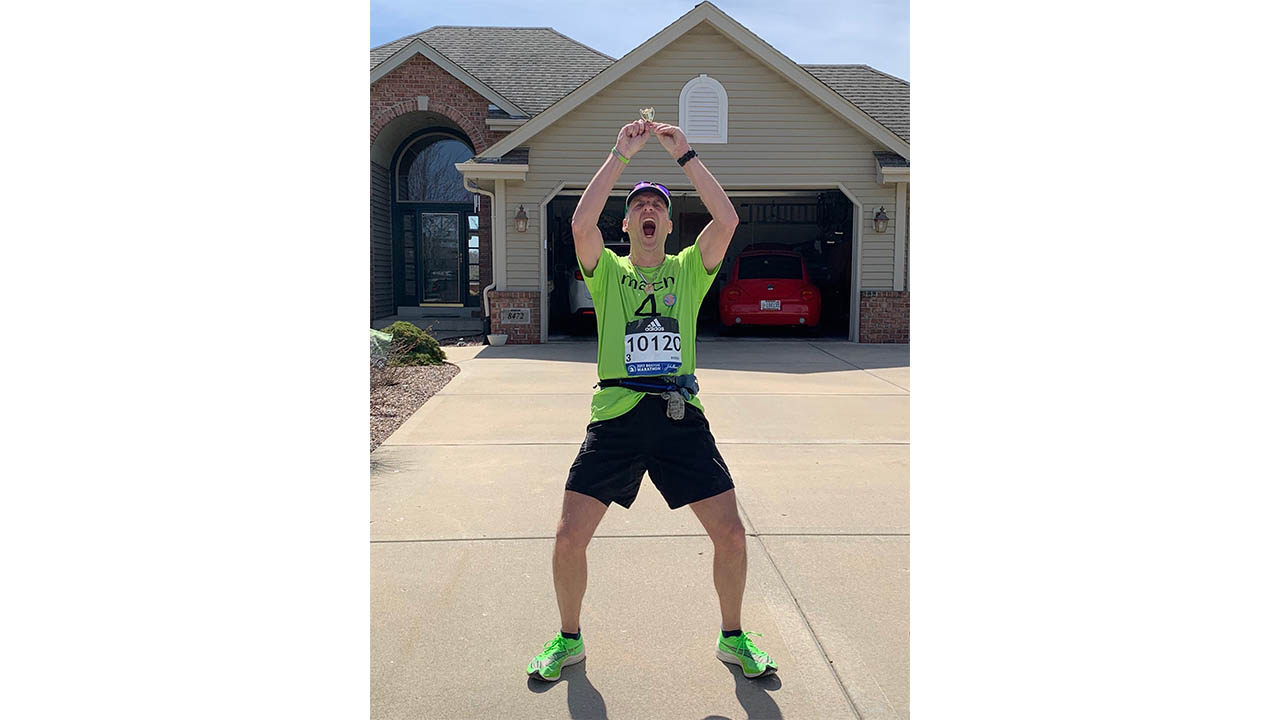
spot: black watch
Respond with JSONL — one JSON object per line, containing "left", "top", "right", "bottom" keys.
{"left": 677, "top": 149, "right": 697, "bottom": 167}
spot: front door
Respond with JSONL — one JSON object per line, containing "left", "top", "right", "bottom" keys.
{"left": 395, "top": 206, "right": 475, "bottom": 307}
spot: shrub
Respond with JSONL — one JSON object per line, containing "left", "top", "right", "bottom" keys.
{"left": 384, "top": 321, "right": 446, "bottom": 366}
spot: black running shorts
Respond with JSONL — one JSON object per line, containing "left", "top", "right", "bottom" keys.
{"left": 565, "top": 393, "right": 735, "bottom": 510}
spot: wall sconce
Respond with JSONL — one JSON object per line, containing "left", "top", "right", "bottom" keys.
{"left": 873, "top": 207, "right": 889, "bottom": 234}
{"left": 514, "top": 205, "right": 529, "bottom": 233}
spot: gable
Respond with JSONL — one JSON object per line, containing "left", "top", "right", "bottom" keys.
{"left": 519, "top": 22, "right": 900, "bottom": 191}
{"left": 475, "top": 3, "right": 908, "bottom": 160}
{"left": 532, "top": 22, "right": 902, "bottom": 157}
{"left": 370, "top": 18, "right": 908, "bottom": 144}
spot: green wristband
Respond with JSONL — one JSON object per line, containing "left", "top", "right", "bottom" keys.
{"left": 611, "top": 146, "right": 630, "bottom": 164}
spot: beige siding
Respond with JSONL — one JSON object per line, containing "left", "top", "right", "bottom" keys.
{"left": 499, "top": 21, "right": 905, "bottom": 292}
{"left": 371, "top": 160, "right": 394, "bottom": 319}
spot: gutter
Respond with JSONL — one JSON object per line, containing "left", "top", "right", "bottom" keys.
{"left": 876, "top": 167, "right": 910, "bottom": 184}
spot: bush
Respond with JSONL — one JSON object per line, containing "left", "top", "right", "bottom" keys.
{"left": 384, "top": 321, "right": 447, "bottom": 366}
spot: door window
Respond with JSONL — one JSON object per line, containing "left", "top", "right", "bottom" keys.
{"left": 420, "top": 213, "right": 461, "bottom": 304}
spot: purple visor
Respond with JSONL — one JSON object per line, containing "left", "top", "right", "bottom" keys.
{"left": 625, "top": 181, "right": 672, "bottom": 218}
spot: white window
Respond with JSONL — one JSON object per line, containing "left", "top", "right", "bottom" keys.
{"left": 678, "top": 74, "right": 728, "bottom": 144}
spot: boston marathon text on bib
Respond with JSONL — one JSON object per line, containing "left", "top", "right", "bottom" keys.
{"left": 624, "top": 315, "right": 680, "bottom": 375}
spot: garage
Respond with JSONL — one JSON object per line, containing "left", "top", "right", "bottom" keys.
{"left": 546, "top": 190, "right": 856, "bottom": 340}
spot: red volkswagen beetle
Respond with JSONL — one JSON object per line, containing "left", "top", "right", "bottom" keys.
{"left": 719, "top": 247, "right": 821, "bottom": 330}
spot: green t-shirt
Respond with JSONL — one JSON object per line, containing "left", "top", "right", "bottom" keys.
{"left": 577, "top": 240, "right": 722, "bottom": 422}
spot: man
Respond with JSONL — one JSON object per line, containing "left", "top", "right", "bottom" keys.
{"left": 526, "top": 119, "right": 777, "bottom": 681}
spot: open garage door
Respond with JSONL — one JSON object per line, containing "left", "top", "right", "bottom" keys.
{"left": 545, "top": 190, "right": 854, "bottom": 340}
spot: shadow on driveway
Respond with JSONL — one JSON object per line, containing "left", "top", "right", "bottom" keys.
{"left": 525, "top": 658, "right": 609, "bottom": 719}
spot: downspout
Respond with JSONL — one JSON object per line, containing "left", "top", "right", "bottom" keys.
{"left": 464, "top": 177, "right": 498, "bottom": 330}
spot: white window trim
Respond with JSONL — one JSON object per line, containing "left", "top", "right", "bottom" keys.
{"left": 678, "top": 74, "right": 728, "bottom": 144}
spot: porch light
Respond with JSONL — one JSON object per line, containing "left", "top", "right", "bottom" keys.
{"left": 873, "top": 207, "right": 889, "bottom": 234}
{"left": 514, "top": 205, "right": 529, "bottom": 233}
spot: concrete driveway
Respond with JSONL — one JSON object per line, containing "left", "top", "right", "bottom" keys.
{"left": 371, "top": 339, "right": 909, "bottom": 719}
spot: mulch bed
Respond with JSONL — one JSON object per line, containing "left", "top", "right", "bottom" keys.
{"left": 369, "top": 363, "right": 461, "bottom": 451}
{"left": 446, "top": 334, "right": 487, "bottom": 346}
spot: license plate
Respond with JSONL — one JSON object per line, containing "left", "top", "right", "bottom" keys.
{"left": 760, "top": 300, "right": 781, "bottom": 310}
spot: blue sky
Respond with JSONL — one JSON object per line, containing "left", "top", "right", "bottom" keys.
{"left": 370, "top": 0, "right": 910, "bottom": 81}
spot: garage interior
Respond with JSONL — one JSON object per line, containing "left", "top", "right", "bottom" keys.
{"left": 546, "top": 190, "right": 855, "bottom": 339}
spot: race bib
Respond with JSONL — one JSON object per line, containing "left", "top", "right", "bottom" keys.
{"left": 623, "top": 316, "right": 681, "bottom": 375}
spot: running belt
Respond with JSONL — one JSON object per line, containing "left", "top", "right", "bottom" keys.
{"left": 595, "top": 374, "right": 699, "bottom": 397}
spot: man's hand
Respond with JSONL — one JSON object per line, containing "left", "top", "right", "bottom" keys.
{"left": 650, "top": 123, "right": 692, "bottom": 160}
{"left": 615, "top": 120, "right": 652, "bottom": 158}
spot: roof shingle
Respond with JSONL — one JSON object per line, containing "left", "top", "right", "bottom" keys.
{"left": 371, "top": 28, "right": 909, "bottom": 145}
{"left": 371, "top": 26, "right": 615, "bottom": 116}
{"left": 801, "top": 65, "right": 910, "bottom": 143}
{"left": 873, "top": 151, "right": 909, "bottom": 168}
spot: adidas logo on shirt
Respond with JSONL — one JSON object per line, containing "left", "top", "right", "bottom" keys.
{"left": 645, "top": 319, "right": 664, "bottom": 332}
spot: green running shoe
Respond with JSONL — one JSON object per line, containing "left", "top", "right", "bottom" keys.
{"left": 716, "top": 631, "right": 777, "bottom": 678}
{"left": 527, "top": 633, "right": 585, "bottom": 681}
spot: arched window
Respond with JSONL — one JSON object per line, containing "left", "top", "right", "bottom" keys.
{"left": 678, "top": 74, "right": 729, "bottom": 144}
{"left": 396, "top": 134, "right": 475, "bottom": 202}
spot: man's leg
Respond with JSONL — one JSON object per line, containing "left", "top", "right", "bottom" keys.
{"left": 553, "top": 489, "right": 609, "bottom": 634}
{"left": 688, "top": 489, "right": 747, "bottom": 630}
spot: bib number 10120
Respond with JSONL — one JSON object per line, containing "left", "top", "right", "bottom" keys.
{"left": 627, "top": 332, "right": 680, "bottom": 354}
{"left": 623, "top": 314, "right": 681, "bottom": 376}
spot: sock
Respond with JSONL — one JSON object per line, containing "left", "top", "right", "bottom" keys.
{"left": 721, "top": 628, "right": 742, "bottom": 638}
{"left": 560, "top": 630, "right": 581, "bottom": 640}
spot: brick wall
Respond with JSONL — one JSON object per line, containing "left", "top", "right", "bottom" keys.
{"left": 371, "top": 54, "right": 511, "bottom": 320}
{"left": 370, "top": 54, "right": 504, "bottom": 151}
{"left": 859, "top": 291, "right": 909, "bottom": 343}
{"left": 488, "top": 291, "right": 541, "bottom": 344}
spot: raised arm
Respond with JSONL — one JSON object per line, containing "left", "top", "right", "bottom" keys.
{"left": 571, "top": 121, "right": 652, "bottom": 275}
{"left": 651, "top": 122, "right": 739, "bottom": 271}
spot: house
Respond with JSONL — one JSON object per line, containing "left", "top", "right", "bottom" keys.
{"left": 370, "top": 1, "right": 909, "bottom": 343}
